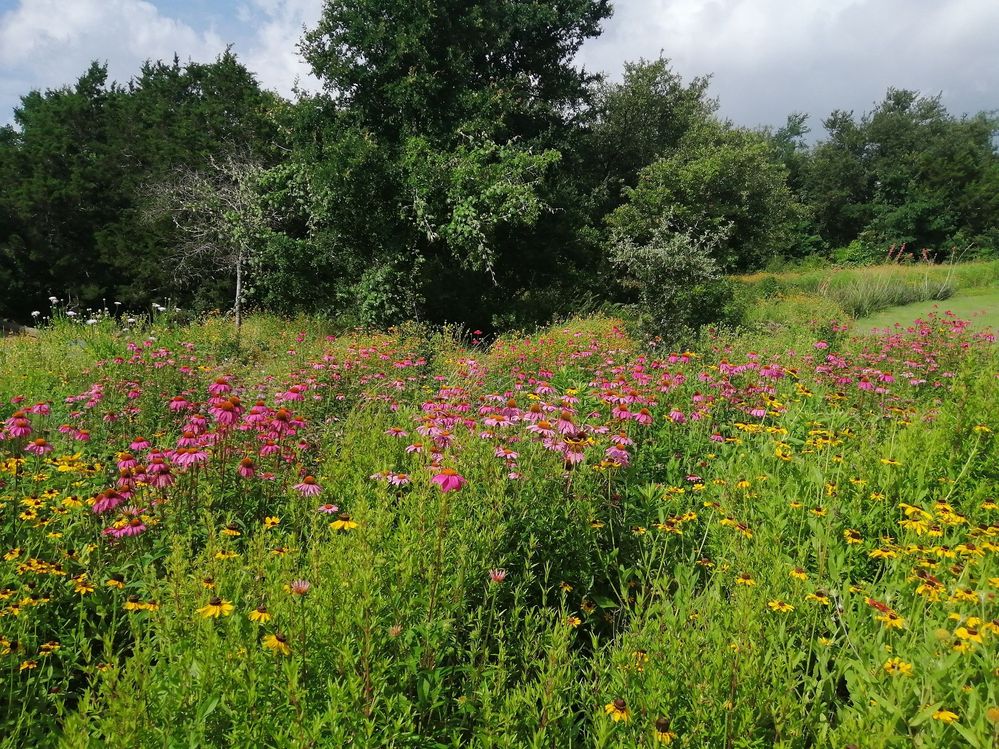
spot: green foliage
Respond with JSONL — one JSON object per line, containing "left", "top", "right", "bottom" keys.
{"left": 0, "top": 53, "right": 279, "bottom": 321}
{"left": 610, "top": 122, "right": 803, "bottom": 271}
{"left": 799, "top": 90, "right": 999, "bottom": 256}
{"left": 609, "top": 215, "right": 735, "bottom": 344}
{"left": 1, "top": 310, "right": 997, "bottom": 746}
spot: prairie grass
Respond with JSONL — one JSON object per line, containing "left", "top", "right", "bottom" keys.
{"left": 737, "top": 260, "right": 999, "bottom": 318}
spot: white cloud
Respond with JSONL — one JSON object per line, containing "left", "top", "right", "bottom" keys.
{"left": 578, "top": 0, "right": 999, "bottom": 131}
{"left": 0, "top": 0, "right": 224, "bottom": 114}
{"left": 237, "top": 0, "right": 323, "bottom": 96}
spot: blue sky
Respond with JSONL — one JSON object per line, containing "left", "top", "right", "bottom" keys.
{"left": 2, "top": 0, "right": 997, "bottom": 134}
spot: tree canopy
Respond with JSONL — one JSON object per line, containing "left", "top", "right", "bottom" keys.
{"left": 1, "top": 7, "right": 996, "bottom": 329}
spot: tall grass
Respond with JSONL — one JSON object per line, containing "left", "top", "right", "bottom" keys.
{"left": 737, "top": 260, "right": 999, "bottom": 318}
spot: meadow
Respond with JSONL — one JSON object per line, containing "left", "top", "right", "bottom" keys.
{"left": 0, "top": 297, "right": 997, "bottom": 747}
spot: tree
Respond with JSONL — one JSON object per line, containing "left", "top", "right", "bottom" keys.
{"left": 147, "top": 156, "right": 275, "bottom": 329}
{"left": 0, "top": 52, "right": 278, "bottom": 321}
{"left": 290, "top": 0, "right": 614, "bottom": 328}
{"left": 608, "top": 122, "right": 802, "bottom": 271}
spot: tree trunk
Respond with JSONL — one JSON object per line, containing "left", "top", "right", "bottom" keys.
{"left": 234, "top": 254, "right": 243, "bottom": 332}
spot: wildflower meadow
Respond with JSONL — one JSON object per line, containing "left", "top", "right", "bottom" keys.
{"left": 0, "top": 308, "right": 996, "bottom": 747}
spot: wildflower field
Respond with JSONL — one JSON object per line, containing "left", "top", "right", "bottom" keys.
{"left": 0, "top": 310, "right": 996, "bottom": 748}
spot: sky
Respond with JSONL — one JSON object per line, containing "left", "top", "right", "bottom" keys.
{"left": 1, "top": 0, "right": 997, "bottom": 135}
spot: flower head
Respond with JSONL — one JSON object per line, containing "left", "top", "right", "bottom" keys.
{"left": 262, "top": 632, "right": 291, "bottom": 655}
{"left": 604, "top": 698, "right": 631, "bottom": 722}
{"left": 431, "top": 467, "right": 467, "bottom": 492}
{"left": 198, "top": 597, "right": 234, "bottom": 618}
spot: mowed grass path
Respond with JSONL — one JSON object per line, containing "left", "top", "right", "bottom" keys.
{"left": 857, "top": 284, "right": 999, "bottom": 332}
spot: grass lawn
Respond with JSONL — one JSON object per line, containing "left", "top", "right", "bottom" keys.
{"left": 856, "top": 284, "right": 999, "bottom": 332}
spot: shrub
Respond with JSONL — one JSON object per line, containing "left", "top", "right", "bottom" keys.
{"left": 609, "top": 216, "right": 735, "bottom": 345}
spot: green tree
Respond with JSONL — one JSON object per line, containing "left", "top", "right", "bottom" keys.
{"left": 608, "top": 122, "right": 802, "bottom": 271}
{"left": 290, "top": 0, "right": 613, "bottom": 328}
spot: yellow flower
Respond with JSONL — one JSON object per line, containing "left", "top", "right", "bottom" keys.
{"left": 843, "top": 529, "right": 862, "bottom": 545}
{"left": 883, "top": 658, "right": 913, "bottom": 676}
{"left": 735, "top": 572, "right": 755, "bottom": 587}
{"left": 972, "top": 425, "right": 991, "bottom": 434}
{"left": 768, "top": 600, "right": 794, "bottom": 613}
{"left": 604, "top": 698, "right": 630, "bottom": 722}
{"left": 931, "top": 709, "right": 958, "bottom": 724}
{"left": 805, "top": 592, "right": 830, "bottom": 606}
{"left": 559, "top": 581, "right": 573, "bottom": 593}
{"left": 262, "top": 632, "right": 291, "bottom": 656}
{"left": 214, "top": 550, "right": 239, "bottom": 560}
{"left": 654, "top": 717, "right": 676, "bottom": 744}
{"left": 329, "top": 513, "right": 359, "bottom": 532}
{"left": 248, "top": 605, "right": 272, "bottom": 623}
{"left": 197, "top": 597, "right": 234, "bottom": 618}
{"left": 566, "top": 615, "right": 582, "bottom": 628}
{"left": 263, "top": 516, "right": 280, "bottom": 529}
{"left": 789, "top": 567, "right": 808, "bottom": 581}
{"left": 954, "top": 626, "right": 983, "bottom": 644}
{"left": 875, "top": 611, "right": 906, "bottom": 630}
{"left": 19, "top": 659, "right": 37, "bottom": 671}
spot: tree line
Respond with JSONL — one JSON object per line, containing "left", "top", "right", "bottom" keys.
{"left": 1, "top": 0, "right": 997, "bottom": 330}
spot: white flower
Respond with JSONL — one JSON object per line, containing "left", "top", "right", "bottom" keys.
{"left": 114, "top": 301, "right": 122, "bottom": 306}
{"left": 86, "top": 319, "right": 98, "bottom": 325}
{"left": 48, "top": 296, "right": 58, "bottom": 303}
{"left": 66, "top": 310, "right": 77, "bottom": 317}
{"left": 31, "top": 311, "right": 40, "bottom": 317}
{"left": 127, "top": 317, "right": 137, "bottom": 324}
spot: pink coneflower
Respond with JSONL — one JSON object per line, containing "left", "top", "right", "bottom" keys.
{"left": 245, "top": 401, "right": 270, "bottom": 424}
{"left": 289, "top": 579, "right": 311, "bottom": 596}
{"left": 259, "top": 439, "right": 280, "bottom": 457}
{"left": 488, "top": 568, "right": 508, "bottom": 584}
{"left": 405, "top": 442, "right": 423, "bottom": 454}
{"left": 209, "top": 399, "right": 240, "bottom": 426}
{"left": 526, "top": 420, "right": 556, "bottom": 438}
{"left": 431, "top": 468, "right": 467, "bottom": 492}
{"left": 174, "top": 447, "right": 209, "bottom": 467}
{"left": 317, "top": 503, "right": 340, "bottom": 515}
{"left": 556, "top": 410, "right": 577, "bottom": 434}
{"left": 25, "top": 438, "right": 52, "bottom": 455}
{"left": 294, "top": 476, "right": 323, "bottom": 496}
{"left": 177, "top": 430, "right": 200, "bottom": 448}
{"left": 74, "top": 429, "right": 91, "bottom": 442}
{"left": 6, "top": 412, "right": 32, "bottom": 438}
{"left": 168, "top": 395, "right": 189, "bottom": 412}
{"left": 92, "top": 490, "right": 124, "bottom": 514}
{"left": 238, "top": 457, "right": 256, "bottom": 478}
{"left": 105, "top": 516, "right": 147, "bottom": 539}
{"left": 494, "top": 447, "right": 519, "bottom": 461}
{"left": 635, "top": 408, "right": 653, "bottom": 426}
{"left": 385, "top": 427, "right": 408, "bottom": 438}
{"left": 186, "top": 414, "right": 208, "bottom": 434}
{"left": 610, "top": 432, "right": 634, "bottom": 447}
{"left": 117, "top": 452, "right": 138, "bottom": 470}
{"left": 208, "top": 377, "right": 232, "bottom": 396}
{"left": 387, "top": 472, "right": 410, "bottom": 487}
{"left": 129, "top": 437, "right": 150, "bottom": 451}
{"left": 605, "top": 446, "right": 630, "bottom": 465}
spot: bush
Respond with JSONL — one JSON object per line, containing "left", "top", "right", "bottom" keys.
{"left": 609, "top": 216, "right": 737, "bottom": 345}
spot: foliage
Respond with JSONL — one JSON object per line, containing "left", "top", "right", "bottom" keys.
{"left": 609, "top": 122, "right": 804, "bottom": 271}
{"left": 609, "top": 215, "right": 733, "bottom": 343}
{"left": 0, "top": 54, "right": 280, "bottom": 322}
